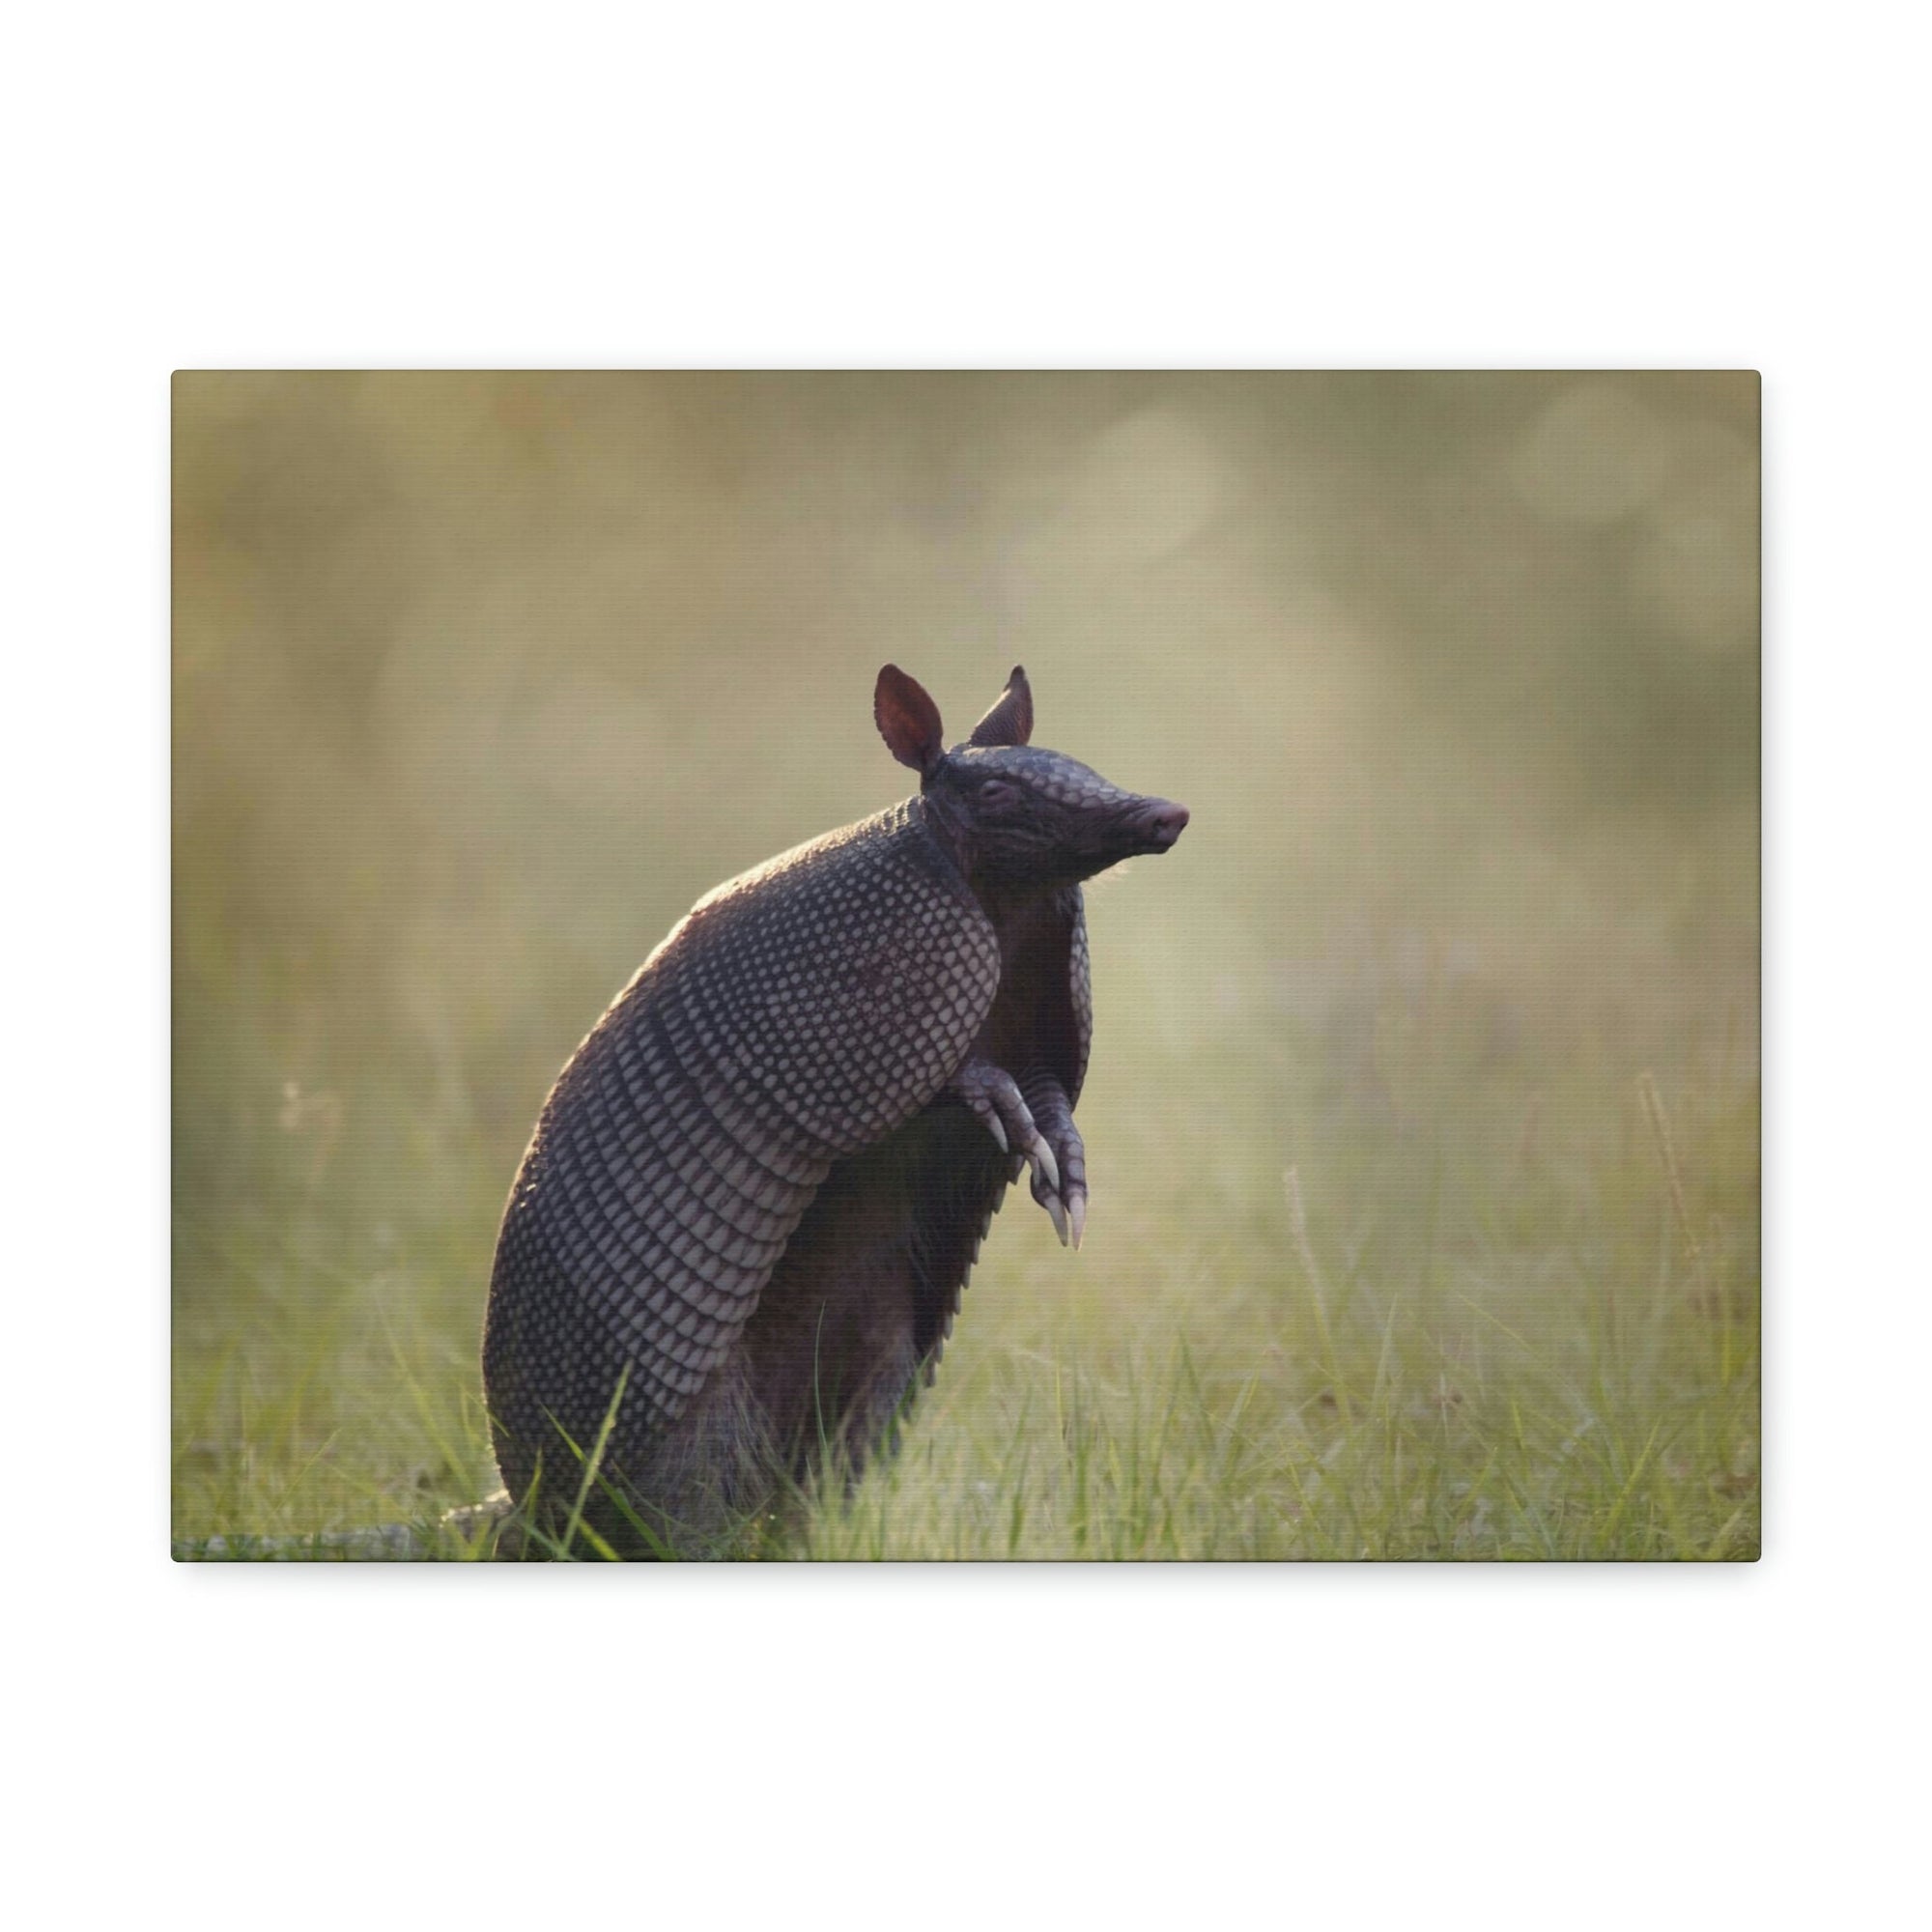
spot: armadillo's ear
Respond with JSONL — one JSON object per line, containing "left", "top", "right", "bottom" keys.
{"left": 967, "top": 666, "right": 1033, "bottom": 748}
{"left": 874, "top": 665, "right": 946, "bottom": 775}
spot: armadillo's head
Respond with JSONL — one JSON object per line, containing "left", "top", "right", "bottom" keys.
{"left": 875, "top": 665, "right": 1189, "bottom": 890}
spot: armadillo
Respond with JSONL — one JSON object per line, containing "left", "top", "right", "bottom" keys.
{"left": 481, "top": 665, "right": 1188, "bottom": 1555}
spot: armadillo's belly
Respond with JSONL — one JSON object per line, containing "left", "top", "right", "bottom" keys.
{"left": 734, "top": 1104, "right": 1011, "bottom": 1476}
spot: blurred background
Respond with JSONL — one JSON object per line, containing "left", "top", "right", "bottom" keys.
{"left": 172, "top": 372, "right": 1758, "bottom": 1554}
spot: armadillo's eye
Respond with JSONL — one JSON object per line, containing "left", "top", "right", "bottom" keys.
{"left": 978, "top": 780, "right": 1022, "bottom": 813}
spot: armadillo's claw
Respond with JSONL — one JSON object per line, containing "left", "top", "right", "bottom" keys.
{"left": 1029, "top": 1148, "right": 1075, "bottom": 1247}
{"left": 1030, "top": 1134, "right": 1061, "bottom": 1199}
{"left": 948, "top": 1058, "right": 1033, "bottom": 1165}
{"left": 1030, "top": 1098, "right": 1088, "bottom": 1255}
{"left": 1042, "top": 1190, "right": 1069, "bottom": 1246}
{"left": 948, "top": 1058, "right": 1082, "bottom": 1246}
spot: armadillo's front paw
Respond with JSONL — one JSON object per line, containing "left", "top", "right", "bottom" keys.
{"left": 949, "top": 1059, "right": 1061, "bottom": 1207}
{"left": 1033, "top": 1114, "right": 1087, "bottom": 1251}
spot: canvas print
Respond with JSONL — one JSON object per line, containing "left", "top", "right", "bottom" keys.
{"left": 172, "top": 371, "right": 1760, "bottom": 1560}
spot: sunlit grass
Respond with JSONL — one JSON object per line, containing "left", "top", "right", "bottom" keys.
{"left": 173, "top": 999, "right": 1758, "bottom": 1560}
{"left": 793, "top": 1066, "right": 1757, "bottom": 1561}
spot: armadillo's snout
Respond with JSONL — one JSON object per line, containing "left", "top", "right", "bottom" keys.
{"left": 1136, "top": 799, "right": 1190, "bottom": 852}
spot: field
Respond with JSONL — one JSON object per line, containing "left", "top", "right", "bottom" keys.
{"left": 172, "top": 371, "right": 1759, "bottom": 1559}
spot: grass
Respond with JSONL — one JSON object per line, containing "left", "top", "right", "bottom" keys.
{"left": 789, "top": 1069, "right": 1757, "bottom": 1561}
{"left": 173, "top": 972, "right": 1759, "bottom": 1561}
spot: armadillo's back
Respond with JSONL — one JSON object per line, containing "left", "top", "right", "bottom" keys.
{"left": 482, "top": 800, "right": 1000, "bottom": 1549}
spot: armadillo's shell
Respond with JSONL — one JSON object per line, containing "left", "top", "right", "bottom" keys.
{"left": 484, "top": 800, "right": 1003, "bottom": 1455}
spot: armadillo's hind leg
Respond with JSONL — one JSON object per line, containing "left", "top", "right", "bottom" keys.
{"left": 1021, "top": 1073, "right": 1087, "bottom": 1250}
{"left": 946, "top": 1057, "right": 1061, "bottom": 1208}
